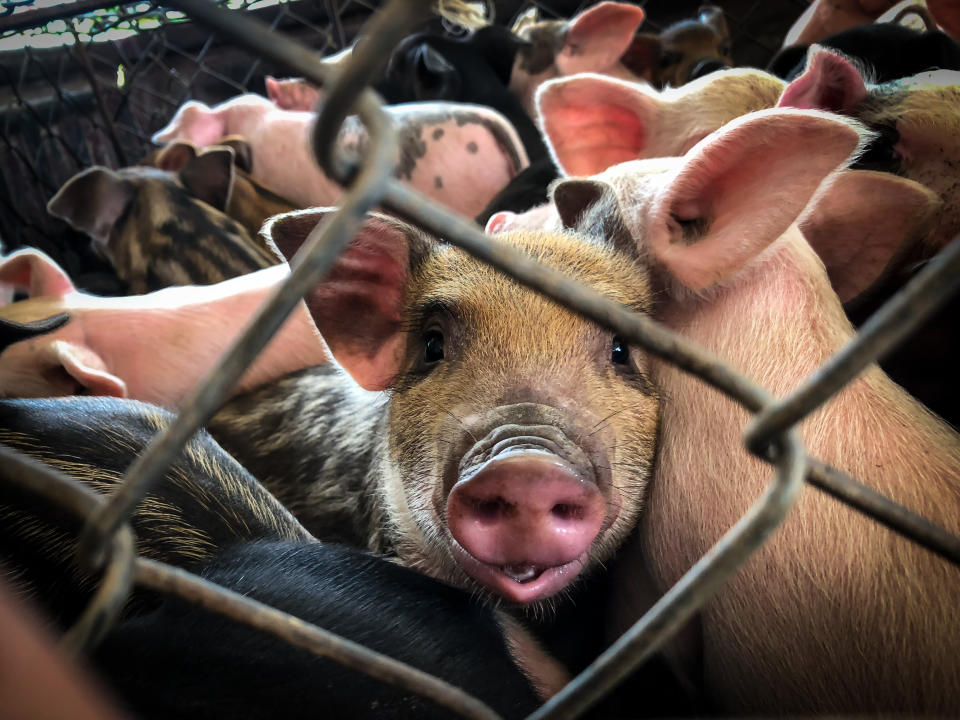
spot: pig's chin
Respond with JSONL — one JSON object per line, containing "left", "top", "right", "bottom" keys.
{"left": 450, "top": 541, "right": 587, "bottom": 604}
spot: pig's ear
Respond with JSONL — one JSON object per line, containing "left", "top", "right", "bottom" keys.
{"left": 485, "top": 211, "right": 515, "bottom": 234}
{"left": 45, "top": 341, "right": 127, "bottom": 398}
{"left": 216, "top": 135, "right": 254, "bottom": 173}
{"left": 555, "top": 2, "right": 647, "bottom": 76}
{"left": 179, "top": 147, "right": 235, "bottom": 211}
{"left": 153, "top": 141, "right": 198, "bottom": 172}
{"left": 265, "top": 209, "right": 431, "bottom": 391}
{"left": 47, "top": 167, "right": 134, "bottom": 247}
{"left": 0, "top": 248, "right": 76, "bottom": 298}
{"left": 799, "top": 170, "right": 940, "bottom": 303}
{"left": 777, "top": 46, "right": 867, "bottom": 114}
{"left": 265, "top": 76, "right": 282, "bottom": 104}
{"left": 699, "top": 5, "right": 730, "bottom": 40}
{"left": 645, "top": 109, "right": 865, "bottom": 291}
{"left": 537, "top": 74, "right": 660, "bottom": 176}
{"left": 553, "top": 177, "right": 636, "bottom": 257}
{"left": 152, "top": 101, "right": 223, "bottom": 146}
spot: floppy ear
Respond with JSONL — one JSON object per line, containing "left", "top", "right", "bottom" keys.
{"left": 47, "top": 167, "right": 135, "bottom": 247}
{"left": 0, "top": 248, "right": 76, "bottom": 298}
{"left": 179, "top": 147, "right": 236, "bottom": 211}
{"left": 264, "top": 209, "right": 431, "bottom": 390}
{"left": 777, "top": 46, "right": 867, "bottom": 113}
{"left": 555, "top": 2, "right": 647, "bottom": 76}
{"left": 537, "top": 74, "right": 661, "bottom": 176}
{"left": 799, "top": 170, "right": 940, "bottom": 303}
{"left": 644, "top": 109, "right": 865, "bottom": 291}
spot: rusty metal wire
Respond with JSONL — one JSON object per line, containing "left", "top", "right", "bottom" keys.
{"left": 1, "top": 0, "right": 960, "bottom": 718}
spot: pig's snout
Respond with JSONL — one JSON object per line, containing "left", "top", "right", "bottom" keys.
{"left": 448, "top": 453, "right": 605, "bottom": 604}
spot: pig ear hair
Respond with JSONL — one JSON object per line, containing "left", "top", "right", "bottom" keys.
{"left": 556, "top": 2, "right": 647, "bottom": 76}
{"left": 265, "top": 209, "right": 431, "bottom": 391}
{"left": 179, "top": 147, "right": 236, "bottom": 212}
{"left": 777, "top": 46, "right": 868, "bottom": 114}
{"left": 537, "top": 74, "right": 659, "bottom": 177}
{"left": 216, "top": 135, "right": 254, "bottom": 173}
{"left": 152, "top": 141, "right": 198, "bottom": 172}
{"left": 799, "top": 170, "right": 940, "bottom": 304}
{"left": 47, "top": 167, "right": 135, "bottom": 247}
{"left": 647, "top": 108, "right": 868, "bottom": 291}
{"left": 0, "top": 248, "right": 76, "bottom": 298}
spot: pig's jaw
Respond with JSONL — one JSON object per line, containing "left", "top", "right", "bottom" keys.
{"left": 450, "top": 539, "right": 588, "bottom": 604}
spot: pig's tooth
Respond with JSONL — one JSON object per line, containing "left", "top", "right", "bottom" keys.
{"left": 502, "top": 564, "right": 540, "bottom": 583}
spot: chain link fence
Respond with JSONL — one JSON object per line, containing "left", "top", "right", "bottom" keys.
{"left": 1, "top": 0, "right": 959, "bottom": 718}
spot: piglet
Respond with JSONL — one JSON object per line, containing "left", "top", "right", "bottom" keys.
{"left": 0, "top": 249, "right": 327, "bottom": 408}
{"left": 541, "top": 106, "right": 960, "bottom": 713}
{"left": 152, "top": 95, "right": 529, "bottom": 219}
{"left": 47, "top": 150, "right": 280, "bottom": 292}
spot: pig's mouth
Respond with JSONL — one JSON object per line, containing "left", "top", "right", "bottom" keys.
{"left": 450, "top": 540, "right": 589, "bottom": 605}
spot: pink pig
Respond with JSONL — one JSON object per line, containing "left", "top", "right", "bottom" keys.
{"left": 538, "top": 104, "right": 960, "bottom": 713}
{"left": 152, "top": 95, "right": 529, "bottom": 219}
{"left": 0, "top": 249, "right": 327, "bottom": 408}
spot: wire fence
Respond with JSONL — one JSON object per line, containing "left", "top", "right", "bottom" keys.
{"left": 1, "top": 0, "right": 959, "bottom": 718}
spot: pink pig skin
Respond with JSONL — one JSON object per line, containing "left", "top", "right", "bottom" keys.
{"left": 152, "top": 95, "right": 529, "bottom": 219}
{"left": 540, "top": 109, "right": 960, "bottom": 713}
{"left": 0, "top": 249, "right": 328, "bottom": 409}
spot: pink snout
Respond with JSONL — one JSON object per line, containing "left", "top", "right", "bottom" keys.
{"left": 447, "top": 453, "right": 605, "bottom": 603}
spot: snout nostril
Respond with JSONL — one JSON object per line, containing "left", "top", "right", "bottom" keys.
{"left": 551, "top": 503, "right": 585, "bottom": 521}
{"left": 470, "top": 497, "right": 509, "bottom": 520}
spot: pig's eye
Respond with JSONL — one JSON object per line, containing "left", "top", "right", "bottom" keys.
{"left": 424, "top": 329, "right": 445, "bottom": 363}
{"left": 611, "top": 336, "right": 629, "bottom": 365}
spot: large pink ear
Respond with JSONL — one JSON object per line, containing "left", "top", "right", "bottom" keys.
{"left": 46, "top": 167, "right": 134, "bottom": 247}
{"left": 537, "top": 74, "right": 659, "bottom": 177}
{"left": 555, "top": 2, "right": 647, "bottom": 76}
{"left": 799, "top": 170, "right": 940, "bottom": 303}
{"left": 777, "top": 46, "right": 867, "bottom": 114}
{"left": 0, "top": 248, "right": 76, "bottom": 298}
{"left": 646, "top": 109, "right": 865, "bottom": 291}
{"left": 264, "top": 209, "right": 430, "bottom": 391}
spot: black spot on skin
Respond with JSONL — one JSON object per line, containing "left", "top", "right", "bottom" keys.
{"left": 432, "top": 128, "right": 444, "bottom": 140}
{"left": 466, "top": 142, "right": 479, "bottom": 154}
{"left": 434, "top": 176, "right": 443, "bottom": 189}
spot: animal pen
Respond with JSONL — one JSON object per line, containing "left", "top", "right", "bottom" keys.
{"left": 1, "top": 0, "right": 959, "bottom": 717}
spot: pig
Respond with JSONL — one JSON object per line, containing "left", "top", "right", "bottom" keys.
{"left": 0, "top": 249, "right": 328, "bottom": 407}
{"left": 47, "top": 150, "right": 280, "bottom": 292}
{"left": 205, "top": 207, "right": 661, "bottom": 609}
{"left": 94, "top": 540, "right": 569, "bottom": 720}
{"left": 151, "top": 95, "right": 529, "bottom": 219}
{"left": 621, "top": 5, "right": 734, "bottom": 89}
{"left": 507, "top": 2, "right": 648, "bottom": 118}
{"left": 139, "top": 138, "right": 302, "bottom": 240}
{"left": 539, "top": 105, "right": 960, "bottom": 712}
{"left": 777, "top": 48, "right": 960, "bottom": 259}
{"left": 0, "top": 395, "right": 312, "bottom": 628}
{"left": 782, "top": 0, "right": 899, "bottom": 47}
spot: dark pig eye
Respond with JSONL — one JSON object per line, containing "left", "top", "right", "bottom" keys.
{"left": 424, "top": 329, "right": 445, "bottom": 363}
{"left": 611, "top": 336, "right": 629, "bottom": 365}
